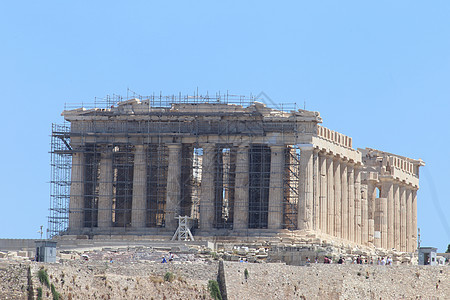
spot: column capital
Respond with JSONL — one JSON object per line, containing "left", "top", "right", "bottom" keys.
{"left": 99, "top": 144, "right": 113, "bottom": 153}
{"left": 269, "top": 144, "right": 285, "bottom": 151}
{"left": 325, "top": 153, "right": 335, "bottom": 160}
{"left": 318, "top": 150, "right": 327, "bottom": 157}
{"left": 166, "top": 143, "right": 182, "bottom": 150}
{"left": 354, "top": 162, "right": 363, "bottom": 169}
{"left": 398, "top": 181, "right": 408, "bottom": 188}
{"left": 235, "top": 142, "right": 249, "bottom": 149}
{"left": 200, "top": 143, "right": 216, "bottom": 150}
{"left": 340, "top": 159, "right": 348, "bottom": 166}
{"left": 332, "top": 154, "right": 341, "bottom": 162}
{"left": 380, "top": 175, "right": 394, "bottom": 182}
{"left": 134, "top": 144, "right": 147, "bottom": 151}
{"left": 298, "top": 143, "right": 314, "bottom": 151}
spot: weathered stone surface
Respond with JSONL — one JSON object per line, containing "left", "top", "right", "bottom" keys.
{"left": 223, "top": 262, "right": 450, "bottom": 300}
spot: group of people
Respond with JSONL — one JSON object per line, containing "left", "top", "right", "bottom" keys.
{"left": 376, "top": 256, "right": 393, "bottom": 265}
{"left": 307, "top": 255, "right": 394, "bottom": 265}
{"left": 161, "top": 251, "right": 174, "bottom": 263}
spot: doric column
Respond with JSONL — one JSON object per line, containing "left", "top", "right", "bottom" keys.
{"left": 354, "top": 164, "right": 362, "bottom": 245}
{"left": 341, "top": 161, "right": 348, "bottom": 240}
{"left": 367, "top": 178, "right": 377, "bottom": 221}
{"left": 268, "top": 145, "right": 285, "bottom": 230}
{"left": 406, "top": 187, "right": 412, "bottom": 252}
{"left": 368, "top": 219, "right": 374, "bottom": 246}
{"left": 131, "top": 145, "right": 147, "bottom": 228}
{"left": 200, "top": 143, "right": 216, "bottom": 231}
{"left": 380, "top": 177, "right": 394, "bottom": 249}
{"left": 326, "top": 154, "right": 335, "bottom": 235}
{"left": 333, "top": 157, "right": 342, "bottom": 238}
{"left": 298, "top": 145, "right": 314, "bottom": 231}
{"left": 374, "top": 197, "right": 388, "bottom": 249}
{"left": 412, "top": 188, "right": 418, "bottom": 252}
{"left": 313, "top": 149, "right": 320, "bottom": 231}
{"left": 367, "top": 175, "right": 378, "bottom": 246}
{"left": 165, "top": 144, "right": 182, "bottom": 231}
{"left": 319, "top": 152, "right": 327, "bottom": 233}
{"left": 400, "top": 184, "right": 407, "bottom": 251}
{"left": 348, "top": 162, "right": 355, "bottom": 242}
{"left": 393, "top": 183, "right": 401, "bottom": 250}
{"left": 233, "top": 144, "right": 249, "bottom": 230}
{"left": 69, "top": 150, "right": 85, "bottom": 230}
{"left": 98, "top": 147, "right": 113, "bottom": 229}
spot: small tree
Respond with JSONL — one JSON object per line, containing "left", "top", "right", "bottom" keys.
{"left": 38, "top": 268, "right": 50, "bottom": 288}
{"left": 51, "top": 283, "right": 60, "bottom": 300}
{"left": 446, "top": 244, "right": 450, "bottom": 253}
{"left": 208, "top": 280, "right": 222, "bottom": 300}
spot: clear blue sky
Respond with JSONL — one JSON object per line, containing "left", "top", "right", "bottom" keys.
{"left": 1, "top": 1, "right": 449, "bottom": 252}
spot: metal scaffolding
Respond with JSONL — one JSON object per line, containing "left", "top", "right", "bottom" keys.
{"left": 48, "top": 92, "right": 299, "bottom": 238}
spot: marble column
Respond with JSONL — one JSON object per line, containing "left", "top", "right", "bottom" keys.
{"left": 348, "top": 162, "right": 355, "bottom": 242}
{"left": 313, "top": 149, "right": 320, "bottom": 231}
{"left": 165, "top": 144, "right": 182, "bottom": 231}
{"left": 368, "top": 219, "right": 374, "bottom": 246}
{"left": 367, "top": 178, "right": 377, "bottom": 221}
{"left": 98, "top": 147, "right": 113, "bottom": 229}
{"left": 69, "top": 150, "right": 85, "bottom": 230}
{"left": 412, "top": 188, "right": 418, "bottom": 252}
{"left": 268, "top": 145, "right": 285, "bottom": 230}
{"left": 354, "top": 164, "right": 362, "bottom": 244}
{"left": 333, "top": 157, "right": 342, "bottom": 238}
{"left": 200, "top": 143, "right": 216, "bottom": 231}
{"left": 406, "top": 188, "right": 412, "bottom": 252}
{"left": 400, "top": 184, "right": 407, "bottom": 252}
{"left": 341, "top": 161, "right": 348, "bottom": 240}
{"left": 367, "top": 177, "right": 378, "bottom": 245}
{"left": 380, "top": 177, "right": 394, "bottom": 249}
{"left": 374, "top": 197, "right": 388, "bottom": 249}
{"left": 326, "top": 154, "right": 335, "bottom": 235}
{"left": 233, "top": 145, "right": 249, "bottom": 230}
{"left": 393, "top": 183, "right": 401, "bottom": 250}
{"left": 131, "top": 145, "right": 147, "bottom": 229}
{"left": 319, "top": 152, "right": 327, "bottom": 233}
{"left": 298, "top": 145, "right": 314, "bottom": 231}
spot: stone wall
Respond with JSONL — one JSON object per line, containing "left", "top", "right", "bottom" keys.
{"left": 1, "top": 257, "right": 448, "bottom": 299}
{"left": 221, "top": 262, "right": 449, "bottom": 300}
{"left": 0, "top": 239, "right": 38, "bottom": 251}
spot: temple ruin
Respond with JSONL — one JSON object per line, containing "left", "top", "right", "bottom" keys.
{"left": 49, "top": 94, "right": 424, "bottom": 253}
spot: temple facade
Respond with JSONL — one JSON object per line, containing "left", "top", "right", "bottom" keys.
{"left": 59, "top": 97, "right": 424, "bottom": 252}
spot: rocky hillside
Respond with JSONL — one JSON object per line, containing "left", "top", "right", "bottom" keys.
{"left": 0, "top": 246, "right": 448, "bottom": 299}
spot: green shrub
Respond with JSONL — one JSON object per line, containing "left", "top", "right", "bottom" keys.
{"left": 38, "top": 268, "right": 50, "bottom": 288}
{"left": 37, "top": 287, "right": 43, "bottom": 300}
{"left": 51, "top": 283, "right": 60, "bottom": 300}
{"left": 208, "top": 280, "right": 222, "bottom": 300}
{"left": 164, "top": 272, "right": 175, "bottom": 282}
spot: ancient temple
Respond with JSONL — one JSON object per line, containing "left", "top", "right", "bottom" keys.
{"left": 50, "top": 95, "right": 424, "bottom": 252}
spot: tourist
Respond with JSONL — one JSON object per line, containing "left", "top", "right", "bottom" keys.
{"left": 387, "top": 256, "right": 392, "bottom": 265}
